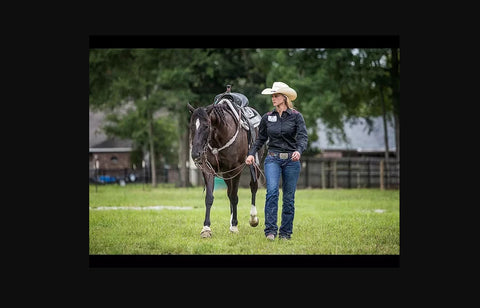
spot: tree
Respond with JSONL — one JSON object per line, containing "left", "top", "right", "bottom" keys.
{"left": 89, "top": 48, "right": 195, "bottom": 187}
{"left": 89, "top": 48, "right": 267, "bottom": 187}
{"left": 266, "top": 48, "right": 400, "bottom": 158}
{"left": 90, "top": 47, "right": 400, "bottom": 188}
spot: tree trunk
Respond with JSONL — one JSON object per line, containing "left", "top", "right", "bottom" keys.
{"left": 147, "top": 110, "right": 157, "bottom": 187}
{"left": 391, "top": 48, "right": 400, "bottom": 159}
{"left": 184, "top": 128, "right": 191, "bottom": 187}
{"left": 380, "top": 85, "right": 390, "bottom": 188}
{"left": 177, "top": 112, "right": 191, "bottom": 187}
{"left": 177, "top": 129, "right": 187, "bottom": 187}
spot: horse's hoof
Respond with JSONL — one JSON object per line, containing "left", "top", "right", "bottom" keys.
{"left": 200, "top": 231, "right": 211, "bottom": 238}
{"left": 249, "top": 215, "right": 259, "bottom": 227}
{"left": 200, "top": 226, "right": 212, "bottom": 238}
{"left": 230, "top": 226, "right": 239, "bottom": 233}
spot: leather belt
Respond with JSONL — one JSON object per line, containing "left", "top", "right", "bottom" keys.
{"left": 268, "top": 151, "right": 291, "bottom": 159}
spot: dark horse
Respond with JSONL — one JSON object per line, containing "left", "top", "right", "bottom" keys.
{"left": 188, "top": 100, "right": 264, "bottom": 238}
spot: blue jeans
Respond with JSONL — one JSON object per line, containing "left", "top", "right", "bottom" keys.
{"left": 263, "top": 154, "right": 301, "bottom": 238}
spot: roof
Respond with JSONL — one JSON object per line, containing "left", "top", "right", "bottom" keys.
{"left": 311, "top": 116, "right": 396, "bottom": 152}
{"left": 90, "top": 109, "right": 108, "bottom": 147}
{"left": 89, "top": 108, "right": 133, "bottom": 152}
{"left": 89, "top": 138, "right": 133, "bottom": 152}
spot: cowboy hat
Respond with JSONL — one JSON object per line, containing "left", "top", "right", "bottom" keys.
{"left": 261, "top": 81, "right": 297, "bottom": 101}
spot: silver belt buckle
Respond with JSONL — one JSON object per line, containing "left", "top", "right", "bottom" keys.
{"left": 279, "top": 153, "right": 289, "bottom": 159}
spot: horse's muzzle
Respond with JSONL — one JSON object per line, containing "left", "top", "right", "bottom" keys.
{"left": 192, "top": 152, "right": 203, "bottom": 163}
{"left": 191, "top": 150, "right": 201, "bottom": 161}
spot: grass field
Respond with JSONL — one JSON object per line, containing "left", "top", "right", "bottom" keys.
{"left": 89, "top": 184, "right": 399, "bottom": 255}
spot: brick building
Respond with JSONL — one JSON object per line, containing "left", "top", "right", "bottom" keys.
{"left": 89, "top": 138, "right": 133, "bottom": 181}
{"left": 89, "top": 109, "right": 134, "bottom": 181}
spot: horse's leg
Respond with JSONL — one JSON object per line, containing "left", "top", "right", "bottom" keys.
{"left": 201, "top": 172, "right": 215, "bottom": 238}
{"left": 249, "top": 165, "right": 259, "bottom": 227}
{"left": 226, "top": 175, "right": 240, "bottom": 233}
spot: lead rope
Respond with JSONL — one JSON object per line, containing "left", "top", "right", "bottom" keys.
{"left": 204, "top": 160, "right": 247, "bottom": 181}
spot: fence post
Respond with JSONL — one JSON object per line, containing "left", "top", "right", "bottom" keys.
{"left": 95, "top": 159, "right": 99, "bottom": 192}
{"left": 380, "top": 159, "right": 384, "bottom": 190}
{"left": 327, "top": 160, "right": 331, "bottom": 188}
{"left": 333, "top": 160, "right": 337, "bottom": 189}
{"left": 367, "top": 159, "right": 371, "bottom": 188}
{"left": 348, "top": 160, "right": 351, "bottom": 188}
{"left": 142, "top": 160, "right": 146, "bottom": 191}
{"left": 304, "top": 159, "right": 309, "bottom": 188}
{"left": 321, "top": 161, "right": 326, "bottom": 189}
{"left": 356, "top": 161, "right": 360, "bottom": 188}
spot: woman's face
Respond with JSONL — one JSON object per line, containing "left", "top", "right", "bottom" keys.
{"left": 271, "top": 93, "right": 286, "bottom": 108}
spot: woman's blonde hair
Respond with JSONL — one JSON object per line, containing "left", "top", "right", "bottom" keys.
{"left": 283, "top": 94, "right": 294, "bottom": 109}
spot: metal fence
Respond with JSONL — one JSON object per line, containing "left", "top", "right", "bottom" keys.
{"left": 90, "top": 157, "right": 399, "bottom": 189}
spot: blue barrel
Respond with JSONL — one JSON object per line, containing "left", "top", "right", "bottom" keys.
{"left": 214, "top": 177, "right": 226, "bottom": 190}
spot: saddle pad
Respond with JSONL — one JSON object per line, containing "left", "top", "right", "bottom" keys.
{"left": 243, "top": 107, "right": 261, "bottom": 128}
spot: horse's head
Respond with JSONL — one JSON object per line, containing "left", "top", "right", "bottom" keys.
{"left": 188, "top": 103, "right": 211, "bottom": 162}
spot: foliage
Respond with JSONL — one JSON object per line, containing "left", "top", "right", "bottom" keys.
{"left": 103, "top": 110, "right": 178, "bottom": 165}
{"left": 89, "top": 47, "right": 400, "bottom": 173}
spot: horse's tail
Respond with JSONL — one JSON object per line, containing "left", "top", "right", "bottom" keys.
{"left": 249, "top": 164, "right": 256, "bottom": 183}
{"left": 252, "top": 162, "right": 266, "bottom": 187}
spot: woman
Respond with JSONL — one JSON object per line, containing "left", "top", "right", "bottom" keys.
{"left": 245, "top": 82, "right": 308, "bottom": 240}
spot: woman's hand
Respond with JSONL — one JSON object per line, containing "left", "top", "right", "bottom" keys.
{"left": 245, "top": 155, "right": 255, "bottom": 165}
{"left": 291, "top": 151, "right": 301, "bottom": 161}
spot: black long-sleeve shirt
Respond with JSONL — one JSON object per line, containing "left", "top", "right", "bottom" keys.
{"left": 248, "top": 108, "right": 308, "bottom": 156}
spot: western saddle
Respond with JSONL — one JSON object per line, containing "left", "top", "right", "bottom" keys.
{"left": 213, "top": 85, "right": 262, "bottom": 148}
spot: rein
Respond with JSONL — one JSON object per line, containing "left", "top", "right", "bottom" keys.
{"left": 202, "top": 159, "right": 247, "bottom": 181}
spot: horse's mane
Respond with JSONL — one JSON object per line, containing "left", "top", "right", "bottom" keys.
{"left": 207, "top": 103, "right": 237, "bottom": 127}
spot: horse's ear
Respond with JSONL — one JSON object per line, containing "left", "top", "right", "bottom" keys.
{"left": 187, "top": 103, "right": 196, "bottom": 114}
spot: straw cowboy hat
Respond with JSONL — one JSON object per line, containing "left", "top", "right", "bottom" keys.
{"left": 261, "top": 81, "right": 297, "bottom": 101}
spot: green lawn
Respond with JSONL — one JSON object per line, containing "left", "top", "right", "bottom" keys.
{"left": 89, "top": 184, "right": 399, "bottom": 255}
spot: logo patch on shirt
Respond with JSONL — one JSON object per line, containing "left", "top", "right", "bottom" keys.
{"left": 267, "top": 115, "right": 277, "bottom": 122}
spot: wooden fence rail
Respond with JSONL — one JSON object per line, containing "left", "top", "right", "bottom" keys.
{"left": 295, "top": 157, "right": 399, "bottom": 189}
{"left": 230, "top": 156, "right": 399, "bottom": 189}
